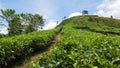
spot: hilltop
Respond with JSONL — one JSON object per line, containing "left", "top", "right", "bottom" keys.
{"left": 61, "top": 15, "right": 120, "bottom": 35}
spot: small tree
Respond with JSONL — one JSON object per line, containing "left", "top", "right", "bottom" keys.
{"left": 82, "top": 10, "right": 88, "bottom": 15}
{"left": 110, "top": 15, "right": 113, "bottom": 19}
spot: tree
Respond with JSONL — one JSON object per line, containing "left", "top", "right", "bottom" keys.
{"left": 82, "top": 10, "right": 88, "bottom": 15}
{"left": 33, "top": 14, "right": 44, "bottom": 30}
{"left": 20, "top": 13, "right": 34, "bottom": 33}
{"left": 110, "top": 16, "right": 113, "bottom": 19}
{"left": 0, "top": 9, "right": 16, "bottom": 35}
{"left": 8, "top": 14, "right": 23, "bottom": 35}
{"left": 0, "top": 9, "right": 44, "bottom": 35}
{"left": 20, "top": 13, "right": 44, "bottom": 33}
{"left": 0, "top": 9, "right": 15, "bottom": 23}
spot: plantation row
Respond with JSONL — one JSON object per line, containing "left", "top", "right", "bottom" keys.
{"left": 89, "top": 16, "right": 120, "bottom": 29}
{"left": 37, "top": 18, "right": 120, "bottom": 68}
{"left": 71, "top": 17, "right": 120, "bottom": 35}
{"left": 0, "top": 29, "right": 58, "bottom": 67}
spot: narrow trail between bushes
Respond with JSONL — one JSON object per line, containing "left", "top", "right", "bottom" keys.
{"left": 14, "top": 33, "right": 61, "bottom": 68}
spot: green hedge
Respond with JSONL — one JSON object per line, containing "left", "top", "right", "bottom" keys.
{"left": 37, "top": 17, "right": 120, "bottom": 68}
{"left": 0, "top": 29, "right": 58, "bottom": 67}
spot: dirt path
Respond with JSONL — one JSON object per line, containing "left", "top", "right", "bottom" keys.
{"left": 14, "top": 33, "right": 61, "bottom": 68}
{"left": 56, "top": 33, "right": 61, "bottom": 42}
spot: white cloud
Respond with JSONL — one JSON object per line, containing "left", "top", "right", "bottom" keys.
{"left": 43, "top": 15, "right": 49, "bottom": 20}
{"left": 42, "top": 12, "right": 82, "bottom": 30}
{"left": 0, "top": 27, "right": 8, "bottom": 34}
{"left": 30, "top": 0, "right": 59, "bottom": 30}
{"left": 43, "top": 20, "right": 58, "bottom": 30}
{"left": 95, "top": 0, "right": 120, "bottom": 18}
{"left": 68, "top": 12, "right": 82, "bottom": 18}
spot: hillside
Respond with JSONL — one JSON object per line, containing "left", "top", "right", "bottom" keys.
{"left": 37, "top": 16, "right": 120, "bottom": 68}
{"left": 1, "top": 16, "right": 120, "bottom": 68}
{"left": 62, "top": 16, "right": 120, "bottom": 35}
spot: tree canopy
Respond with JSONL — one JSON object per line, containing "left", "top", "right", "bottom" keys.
{"left": 82, "top": 10, "right": 88, "bottom": 15}
{"left": 0, "top": 9, "right": 44, "bottom": 35}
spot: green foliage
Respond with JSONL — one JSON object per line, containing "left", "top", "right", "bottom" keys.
{"left": 88, "top": 17, "right": 94, "bottom": 22}
{"left": 87, "top": 16, "right": 120, "bottom": 28}
{"left": 37, "top": 16, "right": 120, "bottom": 68}
{"left": 0, "top": 9, "right": 44, "bottom": 36}
{"left": 8, "top": 14, "right": 23, "bottom": 35}
{"left": 82, "top": 10, "right": 88, "bottom": 15}
{"left": 1, "top": 15, "right": 120, "bottom": 67}
{"left": 71, "top": 16, "right": 120, "bottom": 35}
{"left": 0, "top": 9, "right": 15, "bottom": 22}
{"left": 0, "top": 28, "right": 59, "bottom": 67}
{"left": 0, "top": 9, "right": 17, "bottom": 35}
{"left": 20, "top": 13, "right": 44, "bottom": 33}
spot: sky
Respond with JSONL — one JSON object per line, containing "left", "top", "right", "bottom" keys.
{"left": 0, "top": 0, "right": 120, "bottom": 34}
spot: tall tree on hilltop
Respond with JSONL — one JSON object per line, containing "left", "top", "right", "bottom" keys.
{"left": 82, "top": 10, "right": 88, "bottom": 15}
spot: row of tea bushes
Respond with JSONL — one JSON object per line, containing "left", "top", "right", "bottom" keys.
{"left": 0, "top": 29, "right": 58, "bottom": 67}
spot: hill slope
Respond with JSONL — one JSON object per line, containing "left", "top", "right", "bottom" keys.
{"left": 1, "top": 16, "right": 120, "bottom": 68}
{"left": 0, "top": 29, "right": 59, "bottom": 68}
{"left": 37, "top": 16, "right": 120, "bottom": 68}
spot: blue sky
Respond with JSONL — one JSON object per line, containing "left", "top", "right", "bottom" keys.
{"left": 1, "top": 0, "right": 120, "bottom": 34}
{"left": 0, "top": 0, "right": 102, "bottom": 21}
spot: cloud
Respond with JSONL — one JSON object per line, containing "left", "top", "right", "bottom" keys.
{"left": 29, "top": 0, "right": 59, "bottom": 30}
{"left": 0, "top": 27, "right": 8, "bottom": 34}
{"left": 43, "top": 12, "right": 82, "bottom": 30}
{"left": 43, "top": 20, "right": 58, "bottom": 30}
{"left": 68, "top": 12, "right": 82, "bottom": 18}
{"left": 0, "top": 2, "right": 7, "bottom": 34}
{"left": 95, "top": 0, "right": 120, "bottom": 18}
